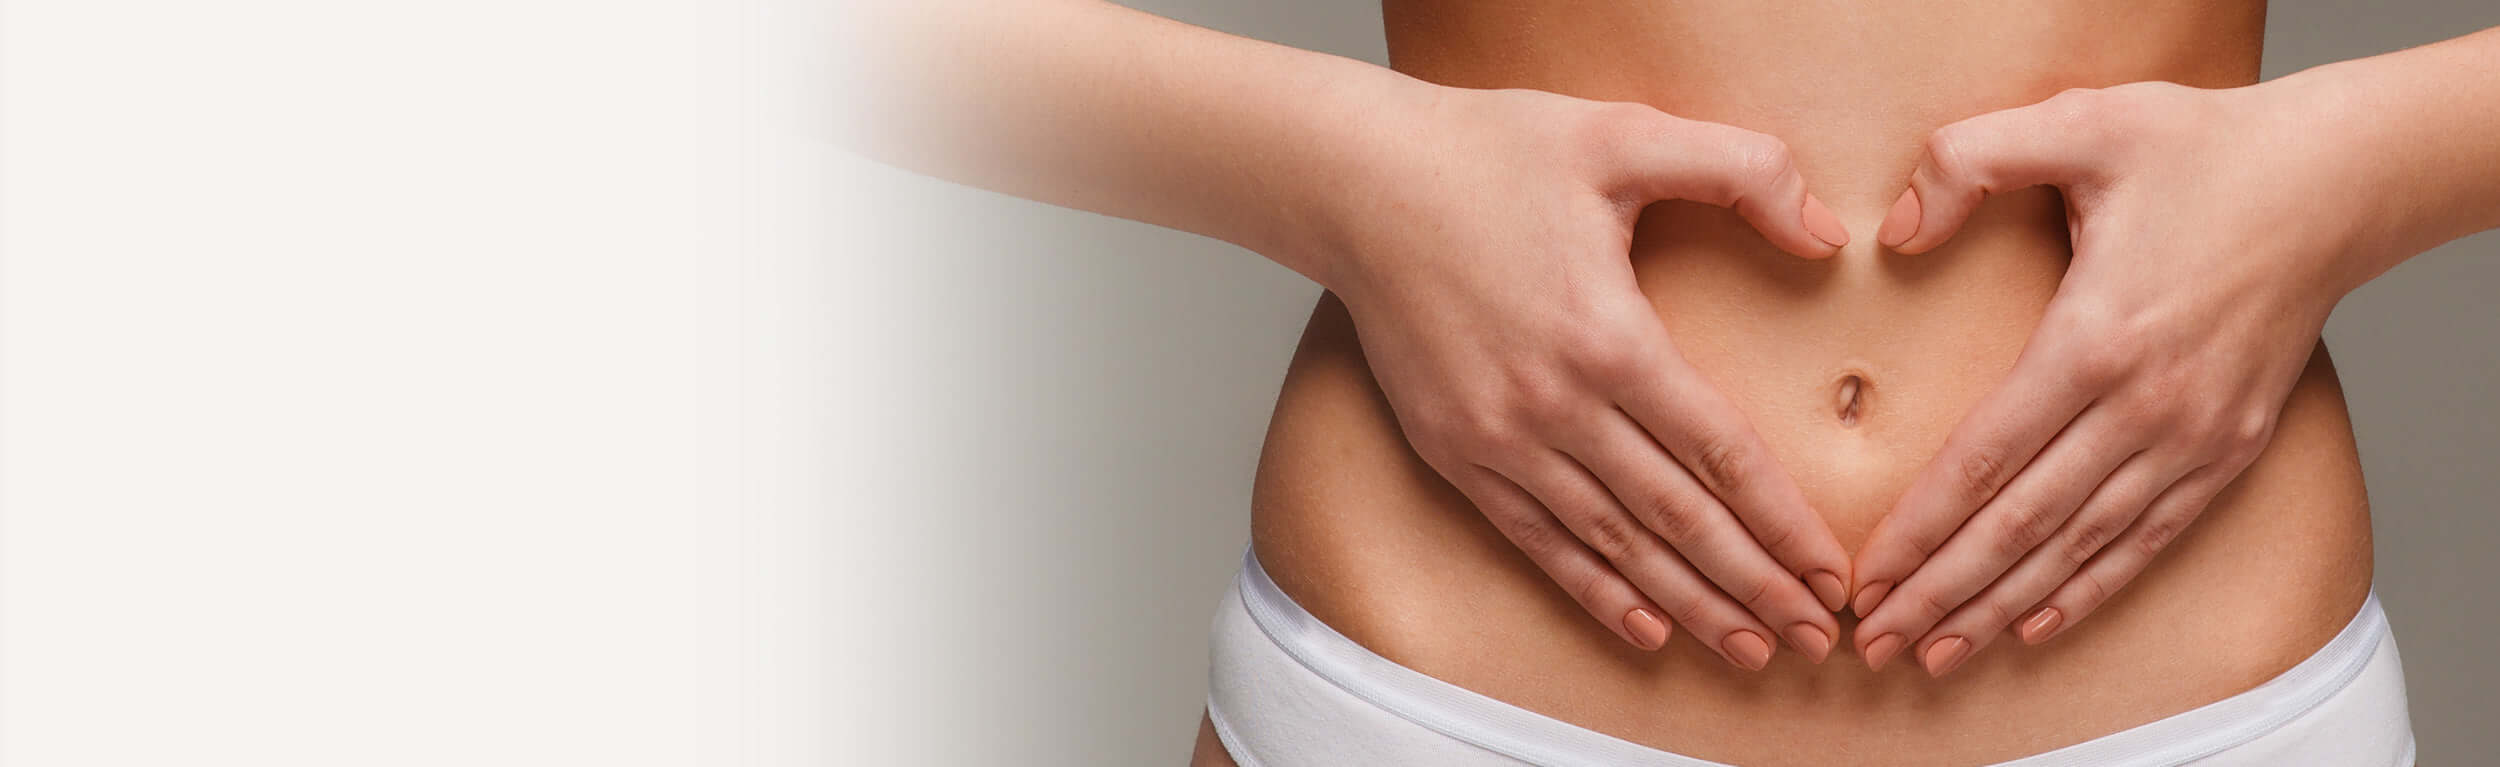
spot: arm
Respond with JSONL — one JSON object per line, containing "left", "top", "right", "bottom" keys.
{"left": 1845, "top": 26, "right": 2500, "bottom": 675}
{"left": 852, "top": 1, "right": 1861, "bottom": 667}
{"left": 2299, "top": 26, "right": 2500, "bottom": 289}
{"left": 852, "top": 1, "right": 1425, "bottom": 279}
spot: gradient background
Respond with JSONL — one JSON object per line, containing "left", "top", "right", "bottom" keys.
{"left": 5, "top": 0, "right": 2481, "bottom": 765}
{"left": 0, "top": 1, "right": 816, "bottom": 764}
{"left": 834, "top": 0, "right": 2500, "bottom": 763}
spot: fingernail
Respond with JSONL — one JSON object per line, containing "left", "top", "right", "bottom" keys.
{"left": 1624, "top": 608, "right": 1670, "bottom": 650}
{"left": 1802, "top": 194, "right": 1849, "bottom": 248}
{"left": 1863, "top": 632, "right": 1905, "bottom": 672}
{"left": 2019, "top": 607, "right": 2064, "bottom": 644}
{"left": 1877, "top": 187, "right": 1921, "bottom": 248}
{"left": 1722, "top": 630, "right": 1773, "bottom": 670}
{"left": 1805, "top": 570, "right": 1847, "bottom": 613}
{"left": 1851, "top": 580, "right": 1894, "bottom": 617}
{"left": 1783, "top": 622, "right": 1832, "bottom": 664}
{"left": 1923, "top": 636, "right": 1972, "bottom": 677}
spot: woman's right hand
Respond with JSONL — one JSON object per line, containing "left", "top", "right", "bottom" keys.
{"left": 1301, "top": 85, "right": 1855, "bottom": 668}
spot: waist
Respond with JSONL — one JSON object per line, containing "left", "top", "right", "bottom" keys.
{"left": 1248, "top": 220, "right": 2374, "bottom": 762}
{"left": 1215, "top": 547, "right": 2406, "bottom": 766}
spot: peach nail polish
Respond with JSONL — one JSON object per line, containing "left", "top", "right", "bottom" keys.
{"left": 1723, "top": 630, "right": 1773, "bottom": 670}
{"left": 2019, "top": 608, "right": 2064, "bottom": 644}
{"left": 1783, "top": 623, "right": 1833, "bottom": 664}
{"left": 1802, "top": 195, "right": 1850, "bottom": 248}
{"left": 1877, "top": 188, "right": 1921, "bottom": 247}
{"left": 1924, "top": 636, "right": 1972, "bottom": 677}
{"left": 1852, "top": 580, "right": 1894, "bottom": 617}
{"left": 1624, "top": 608, "right": 1670, "bottom": 650}
{"left": 1863, "top": 633, "right": 1906, "bottom": 672}
{"left": 1805, "top": 570, "right": 1847, "bottom": 613}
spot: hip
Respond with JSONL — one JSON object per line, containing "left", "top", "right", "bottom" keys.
{"left": 1247, "top": 252, "right": 2374, "bottom": 762}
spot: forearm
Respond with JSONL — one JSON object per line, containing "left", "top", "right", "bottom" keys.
{"left": 2271, "top": 25, "right": 2500, "bottom": 293}
{"left": 850, "top": 0, "right": 1430, "bottom": 281}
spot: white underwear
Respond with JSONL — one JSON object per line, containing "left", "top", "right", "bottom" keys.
{"left": 1207, "top": 549, "right": 2414, "bottom": 766}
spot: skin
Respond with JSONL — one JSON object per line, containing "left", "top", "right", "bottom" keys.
{"left": 856, "top": 0, "right": 1854, "bottom": 667}
{"left": 1852, "top": 32, "right": 2500, "bottom": 675}
{"left": 851, "top": 1, "right": 2500, "bottom": 762}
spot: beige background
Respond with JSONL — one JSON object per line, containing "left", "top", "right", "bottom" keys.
{"left": 834, "top": 1, "right": 2500, "bottom": 762}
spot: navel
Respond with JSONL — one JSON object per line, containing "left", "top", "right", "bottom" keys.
{"left": 1834, "top": 372, "right": 1869, "bottom": 427}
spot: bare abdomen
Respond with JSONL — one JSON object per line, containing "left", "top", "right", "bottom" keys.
{"left": 1248, "top": 2, "right": 2374, "bottom": 763}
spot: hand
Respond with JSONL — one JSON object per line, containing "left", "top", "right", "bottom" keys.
{"left": 1313, "top": 85, "right": 1857, "bottom": 668}
{"left": 1848, "top": 82, "right": 2368, "bottom": 675}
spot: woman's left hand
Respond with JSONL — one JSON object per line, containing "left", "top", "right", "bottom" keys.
{"left": 1844, "top": 81, "right": 2379, "bottom": 675}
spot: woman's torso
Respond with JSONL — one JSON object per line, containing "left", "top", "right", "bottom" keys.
{"left": 1250, "top": 1, "right": 2378, "bottom": 764}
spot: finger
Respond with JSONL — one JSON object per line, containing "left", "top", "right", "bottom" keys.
{"left": 1854, "top": 405, "right": 2132, "bottom": 672}
{"left": 1614, "top": 349, "right": 1854, "bottom": 613}
{"left": 1564, "top": 408, "right": 1840, "bottom": 663}
{"left": 1612, "top": 114, "right": 1848, "bottom": 258}
{"left": 1851, "top": 348, "right": 2096, "bottom": 620}
{"left": 1447, "top": 466, "right": 1674, "bottom": 652}
{"left": 1907, "top": 454, "right": 2185, "bottom": 675}
{"left": 1879, "top": 89, "right": 2115, "bottom": 254}
{"left": 1507, "top": 451, "right": 1786, "bottom": 670}
{"left": 2016, "top": 464, "right": 2235, "bottom": 643}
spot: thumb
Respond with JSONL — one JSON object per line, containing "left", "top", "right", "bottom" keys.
{"left": 1879, "top": 89, "right": 2114, "bottom": 255}
{"left": 1612, "top": 113, "right": 1850, "bottom": 259}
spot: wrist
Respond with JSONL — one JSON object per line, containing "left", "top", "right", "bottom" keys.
{"left": 1263, "top": 73, "right": 1458, "bottom": 293}
{"left": 2241, "top": 64, "right": 2411, "bottom": 301}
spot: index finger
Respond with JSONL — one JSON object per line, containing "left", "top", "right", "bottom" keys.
{"left": 1849, "top": 346, "right": 2097, "bottom": 618}
{"left": 1616, "top": 349, "right": 1852, "bottom": 612}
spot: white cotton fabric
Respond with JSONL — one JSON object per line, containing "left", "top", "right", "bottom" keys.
{"left": 1208, "top": 548, "right": 2413, "bottom": 767}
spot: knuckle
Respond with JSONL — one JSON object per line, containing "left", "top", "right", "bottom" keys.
{"left": 1634, "top": 489, "right": 1707, "bottom": 545}
{"left": 2055, "top": 326, "right": 2139, "bottom": 386}
{"left": 1565, "top": 323, "right": 1648, "bottom": 386}
{"left": 1496, "top": 511, "right": 1563, "bottom": 553}
{"left": 1510, "top": 379, "right": 1574, "bottom": 428}
{"left": 1735, "top": 133, "right": 1796, "bottom": 190}
{"left": 1955, "top": 450, "right": 2009, "bottom": 499}
{"left": 1971, "top": 596, "right": 2020, "bottom": 631}
{"left": 2060, "top": 514, "right": 2120, "bottom": 566}
{"left": 2049, "top": 86, "right": 2112, "bottom": 118}
{"left": 2076, "top": 343, "right": 2135, "bottom": 387}
{"left": 1562, "top": 566, "right": 1615, "bottom": 613}
{"left": 2053, "top": 87, "right": 2143, "bottom": 156}
{"left": 1577, "top": 509, "right": 1646, "bottom": 562}
{"left": 1747, "top": 514, "right": 1799, "bottom": 556}
{"left": 1993, "top": 500, "right": 2062, "bottom": 557}
{"left": 1730, "top": 572, "right": 1777, "bottom": 609}
{"left": 1915, "top": 589, "right": 1958, "bottom": 622}
{"left": 2069, "top": 571, "right": 2113, "bottom": 610}
{"left": 2134, "top": 514, "right": 2189, "bottom": 558}
{"left": 1584, "top": 102, "right": 1663, "bottom": 155}
{"left": 1448, "top": 406, "right": 1516, "bottom": 452}
{"left": 1922, "top": 125, "right": 1974, "bottom": 184}
{"left": 1662, "top": 589, "right": 1711, "bottom": 629}
{"left": 1688, "top": 436, "right": 1752, "bottom": 497}
{"left": 2225, "top": 412, "right": 2274, "bottom": 462}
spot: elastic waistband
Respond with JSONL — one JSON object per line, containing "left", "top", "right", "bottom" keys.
{"left": 1235, "top": 548, "right": 2389, "bottom": 767}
